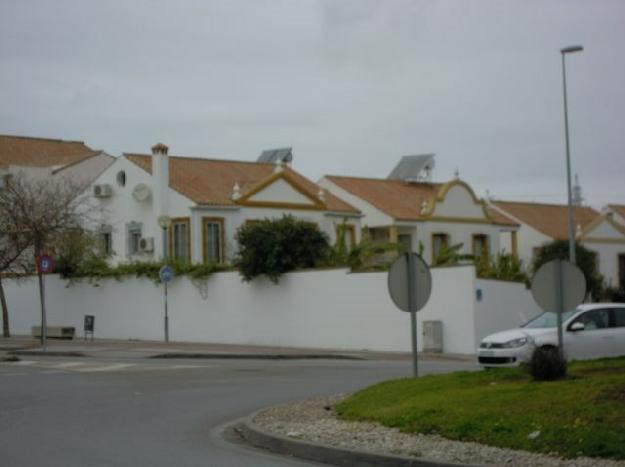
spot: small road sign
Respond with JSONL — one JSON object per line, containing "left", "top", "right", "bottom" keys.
{"left": 531, "top": 259, "right": 586, "bottom": 313}
{"left": 159, "top": 265, "right": 174, "bottom": 284}
{"left": 159, "top": 265, "right": 174, "bottom": 343}
{"left": 388, "top": 253, "right": 432, "bottom": 312}
{"left": 531, "top": 259, "right": 586, "bottom": 358}
{"left": 388, "top": 252, "right": 432, "bottom": 377}
{"left": 36, "top": 253, "right": 55, "bottom": 274}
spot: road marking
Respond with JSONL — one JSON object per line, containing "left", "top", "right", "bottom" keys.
{"left": 14, "top": 360, "right": 36, "bottom": 366}
{"left": 75, "top": 363, "right": 134, "bottom": 372}
{"left": 40, "top": 370, "right": 67, "bottom": 374}
{"left": 169, "top": 364, "right": 206, "bottom": 369}
{"left": 51, "top": 362, "right": 85, "bottom": 369}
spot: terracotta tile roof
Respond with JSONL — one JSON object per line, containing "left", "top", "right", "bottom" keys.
{"left": 325, "top": 175, "right": 441, "bottom": 221}
{"left": 0, "top": 134, "right": 94, "bottom": 169}
{"left": 324, "top": 175, "right": 517, "bottom": 228}
{"left": 125, "top": 154, "right": 359, "bottom": 214}
{"left": 608, "top": 204, "right": 625, "bottom": 222}
{"left": 492, "top": 201, "right": 599, "bottom": 240}
{"left": 485, "top": 206, "right": 519, "bottom": 227}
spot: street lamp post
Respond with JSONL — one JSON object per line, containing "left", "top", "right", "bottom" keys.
{"left": 561, "top": 45, "right": 583, "bottom": 265}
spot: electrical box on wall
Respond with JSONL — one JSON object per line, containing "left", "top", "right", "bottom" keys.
{"left": 423, "top": 320, "right": 443, "bottom": 353}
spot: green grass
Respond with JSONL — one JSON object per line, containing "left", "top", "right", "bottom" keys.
{"left": 336, "top": 358, "right": 625, "bottom": 460}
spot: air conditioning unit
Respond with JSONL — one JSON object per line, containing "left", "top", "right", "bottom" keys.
{"left": 93, "top": 184, "right": 113, "bottom": 198}
{"left": 139, "top": 237, "right": 154, "bottom": 252}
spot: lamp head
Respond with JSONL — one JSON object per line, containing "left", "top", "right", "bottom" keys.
{"left": 561, "top": 45, "right": 584, "bottom": 54}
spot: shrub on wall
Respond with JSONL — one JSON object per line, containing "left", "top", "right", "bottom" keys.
{"left": 61, "top": 258, "right": 229, "bottom": 285}
{"left": 235, "top": 215, "right": 330, "bottom": 283}
{"left": 476, "top": 253, "right": 529, "bottom": 283}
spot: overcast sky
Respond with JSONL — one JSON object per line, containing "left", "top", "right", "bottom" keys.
{"left": 1, "top": 0, "right": 623, "bottom": 207}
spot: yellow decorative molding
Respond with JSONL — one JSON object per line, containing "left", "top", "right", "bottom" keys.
{"left": 583, "top": 237, "right": 625, "bottom": 245}
{"left": 424, "top": 179, "right": 493, "bottom": 223}
{"left": 420, "top": 216, "right": 495, "bottom": 225}
{"left": 578, "top": 214, "right": 625, "bottom": 240}
{"left": 236, "top": 171, "right": 326, "bottom": 211}
{"left": 511, "top": 231, "right": 518, "bottom": 257}
{"left": 388, "top": 225, "right": 398, "bottom": 243}
{"left": 201, "top": 216, "right": 225, "bottom": 264}
{"left": 168, "top": 217, "right": 191, "bottom": 262}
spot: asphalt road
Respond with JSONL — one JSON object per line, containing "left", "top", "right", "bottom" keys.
{"left": 0, "top": 356, "right": 477, "bottom": 467}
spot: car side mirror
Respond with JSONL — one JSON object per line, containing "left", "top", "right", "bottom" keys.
{"left": 570, "top": 322, "right": 585, "bottom": 332}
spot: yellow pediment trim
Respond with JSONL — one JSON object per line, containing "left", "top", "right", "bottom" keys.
{"left": 422, "top": 178, "right": 494, "bottom": 223}
{"left": 236, "top": 170, "right": 326, "bottom": 211}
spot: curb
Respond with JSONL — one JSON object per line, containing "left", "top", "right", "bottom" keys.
{"left": 10, "top": 350, "right": 87, "bottom": 358}
{"left": 238, "top": 411, "right": 477, "bottom": 467}
{"left": 149, "top": 353, "right": 365, "bottom": 360}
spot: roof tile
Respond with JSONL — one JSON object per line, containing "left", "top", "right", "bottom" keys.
{"left": 125, "top": 154, "right": 359, "bottom": 214}
{"left": 492, "top": 201, "right": 599, "bottom": 240}
{"left": 0, "top": 134, "right": 94, "bottom": 169}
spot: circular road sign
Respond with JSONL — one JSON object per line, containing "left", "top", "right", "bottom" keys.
{"left": 531, "top": 259, "right": 586, "bottom": 312}
{"left": 388, "top": 252, "right": 432, "bottom": 313}
{"left": 36, "top": 253, "right": 55, "bottom": 274}
{"left": 159, "top": 265, "right": 174, "bottom": 284}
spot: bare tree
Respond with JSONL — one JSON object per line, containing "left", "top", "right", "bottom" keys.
{"left": 0, "top": 172, "right": 93, "bottom": 342}
{"left": 0, "top": 187, "right": 33, "bottom": 337}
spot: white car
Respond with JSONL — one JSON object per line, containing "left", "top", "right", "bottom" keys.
{"left": 478, "top": 303, "right": 625, "bottom": 367}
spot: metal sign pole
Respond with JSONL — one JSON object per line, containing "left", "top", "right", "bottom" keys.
{"left": 555, "top": 259, "right": 564, "bottom": 359}
{"left": 164, "top": 281, "right": 169, "bottom": 343}
{"left": 406, "top": 252, "right": 418, "bottom": 377}
{"left": 38, "top": 272, "right": 47, "bottom": 349}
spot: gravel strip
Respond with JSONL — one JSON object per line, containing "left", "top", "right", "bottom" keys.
{"left": 253, "top": 395, "right": 623, "bottom": 467}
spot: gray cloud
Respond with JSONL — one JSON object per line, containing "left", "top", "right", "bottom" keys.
{"left": 1, "top": 0, "right": 623, "bottom": 207}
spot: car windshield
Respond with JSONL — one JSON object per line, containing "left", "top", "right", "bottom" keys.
{"left": 523, "top": 310, "right": 577, "bottom": 328}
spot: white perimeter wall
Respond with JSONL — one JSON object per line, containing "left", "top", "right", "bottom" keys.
{"left": 5, "top": 266, "right": 537, "bottom": 355}
{"left": 474, "top": 278, "right": 543, "bottom": 349}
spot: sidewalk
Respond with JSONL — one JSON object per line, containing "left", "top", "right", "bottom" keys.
{"left": 0, "top": 336, "right": 473, "bottom": 362}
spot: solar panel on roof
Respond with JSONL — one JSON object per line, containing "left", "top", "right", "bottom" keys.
{"left": 387, "top": 154, "right": 435, "bottom": 182}
{"left": 257, "top": 147, "right": 293, "bottom": 164}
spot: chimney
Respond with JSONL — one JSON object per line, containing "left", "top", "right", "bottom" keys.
{"left": 152, "top": 143, "right": 169, "bottom": 256}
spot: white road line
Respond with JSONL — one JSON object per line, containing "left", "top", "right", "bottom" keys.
{"left": 40, "top": 370, "right": 67, "bottom": 374}
{"left": 14, "top": 360, "right": 36, "bottom": 366}
{"left": 75, "top": 363, "right": 134, "bottom": 372}
{"left": 51, "top": 362, "right": 86, "bottom": 369}
{"left": 170, "top": 365, "right": 207, "bottom": 369}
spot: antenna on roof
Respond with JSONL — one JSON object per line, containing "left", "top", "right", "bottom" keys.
{"left": 572, "top": 173, "right": 584, "bottom": 206}
{"left": 387, "top": 154, "right": 435, "bottom": 182}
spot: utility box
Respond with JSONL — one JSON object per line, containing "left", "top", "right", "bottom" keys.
{"left": 423, "top": 320, "right": 443, "bottom": 353}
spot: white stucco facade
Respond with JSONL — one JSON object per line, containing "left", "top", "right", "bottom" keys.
{"left": 321, "top": 177, "right": 514, "bottom": 265}
{"left": 581, "top": 217, "right": 625, "bottom": 287}
{"left": 86, "top": 154, "right": 361, "bottom": 264}
{"left": 318, "top": 177, "right": 394, "bottom": 228}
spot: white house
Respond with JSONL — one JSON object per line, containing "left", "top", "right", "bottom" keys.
{"left": 606, "top": 204, "right": 625, "bottom": 227}
{"left": 0, "top": 134, "right": 114, "bottom": 186}
{"left": 88, "top": 144, "right": 362, "bottom": 264}
{"left": 490, "top": 200, "right": 625, "bottom": 288}
{"left": 319, "top": 156, "right": 518, "bottom": 264}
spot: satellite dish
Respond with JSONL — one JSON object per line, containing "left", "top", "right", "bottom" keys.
{"left": 132, "top": 183, "right": 152, "bottom": 202}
